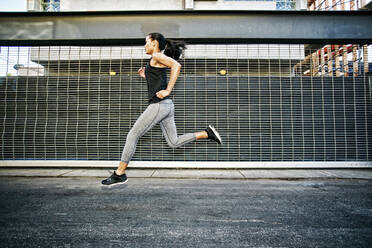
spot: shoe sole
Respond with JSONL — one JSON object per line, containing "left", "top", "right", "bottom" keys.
{"left": 209, "top": 125, "right": 222, "bottom": 144}
{"left": 101, "top": 178, "right": 128, "bottom": 188}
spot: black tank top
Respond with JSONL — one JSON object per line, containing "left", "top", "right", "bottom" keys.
{"left": 145, "top": 60, "right": 169, "bottom": 104}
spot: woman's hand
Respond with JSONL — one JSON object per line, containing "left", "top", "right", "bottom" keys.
{"left": 138, "top": 67, "right": 146, "bottom": 79}
{"left": 156, "top": 89, "right": 170, "bottom": 99}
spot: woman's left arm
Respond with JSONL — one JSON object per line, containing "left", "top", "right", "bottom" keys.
{"left": 152, "top": 53, "right": 181, "bottom": 99}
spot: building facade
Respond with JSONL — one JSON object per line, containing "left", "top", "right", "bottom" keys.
{"left": 0, "top": 0, "right": 370, "bottom": 166}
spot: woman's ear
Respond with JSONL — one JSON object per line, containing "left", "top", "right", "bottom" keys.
{"left": 152, "top": 39, "right": 159, "bottom": 48}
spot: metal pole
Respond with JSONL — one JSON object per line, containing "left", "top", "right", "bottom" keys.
{"left": 335, "top": 45, "right": 341, "bottom": 76}
{"left": 353, "top": 45, "right": 358, "bottom": 76}
{"left": 363, "top": 44, "right": 369, "bottom": 74}
{"left": 343, "top": 45, "right": 349, "bottom": 77}
{"left": 327, "top": 45, "right": 333, "bottom": 76}
{"left": 321, "top": 47, "right": 326, "bottom": 75}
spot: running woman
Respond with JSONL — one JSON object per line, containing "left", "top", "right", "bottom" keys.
{"left": 102, "top": 33, "right": 222, "bottom": 186}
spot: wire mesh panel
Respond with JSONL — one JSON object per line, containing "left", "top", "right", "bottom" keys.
{"left": 0, "top": 44, "right": 371, "bottom": 161}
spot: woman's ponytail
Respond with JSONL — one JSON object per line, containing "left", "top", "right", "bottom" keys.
{"left": 148, "top": 33, "right": 187, "bottom": 60}
{"left": 164, "top": 38, "right": 187, "bottom": 60}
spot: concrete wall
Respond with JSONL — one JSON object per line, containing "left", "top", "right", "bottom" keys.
{"left": 193, "top": 0, "right": 276, "bottom": 10}
{"left": 61, "top": 0, "right": 184, "bottom": 11}
{"left": 60, "top": 0, "right": 285, "bottom": 11}
{"left": 25, "top": 0, "right": 309, "bottom": 12}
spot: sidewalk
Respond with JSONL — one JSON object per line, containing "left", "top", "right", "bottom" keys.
{"left": 1, "top": 168, "right": 372, "bottom": 179}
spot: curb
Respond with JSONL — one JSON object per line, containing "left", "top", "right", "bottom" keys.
{"left": 1, "top": 168, "right": 372, "bottom": 180}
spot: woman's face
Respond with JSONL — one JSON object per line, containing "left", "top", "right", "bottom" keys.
{"left": 144, "top": 35, "right": 154, "bottom": 55}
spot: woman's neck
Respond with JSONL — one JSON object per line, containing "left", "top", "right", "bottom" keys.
{"left": 151, "top": 48, "right": 161, "bottom": 55}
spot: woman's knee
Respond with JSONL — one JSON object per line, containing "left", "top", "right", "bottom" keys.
{"left": 126, "top": 129, "right": 140, "bottom": 144}
{"left": 167, "top": 140, "right": 180, "bottom": 149}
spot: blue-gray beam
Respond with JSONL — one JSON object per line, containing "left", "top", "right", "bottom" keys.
{"left": 0, "top": 10, "right": 371, "bottom": 45}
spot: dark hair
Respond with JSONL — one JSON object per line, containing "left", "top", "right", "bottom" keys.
{"left": 148, "top": 32, "right": 187, "bottom": 60}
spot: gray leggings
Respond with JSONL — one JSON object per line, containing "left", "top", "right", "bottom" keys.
{"left": 121, "top": 98, "right": 197, "bottom": 163}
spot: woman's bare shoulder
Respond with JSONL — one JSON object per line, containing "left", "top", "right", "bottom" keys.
{"left": 151, "top": 53, "right": 170, "bottom": 68}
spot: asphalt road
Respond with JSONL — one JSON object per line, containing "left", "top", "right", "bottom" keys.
{"left": 0, "top": 177, "right": 371, "bottom": 248}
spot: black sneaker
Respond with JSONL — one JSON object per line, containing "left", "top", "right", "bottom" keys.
{"left": 101, "top": 171, "right": 128, "bottom": 187}
{"left": 206, "top": 125, "right": 222, "bottom": 144}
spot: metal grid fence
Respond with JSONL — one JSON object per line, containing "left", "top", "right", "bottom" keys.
{"left": 0, "top": 44, "right": 371, "bottom": 161}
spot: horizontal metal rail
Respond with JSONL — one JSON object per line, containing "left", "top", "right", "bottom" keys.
{"left": 0, "top": 10, "right": 372, "bottom": 45}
